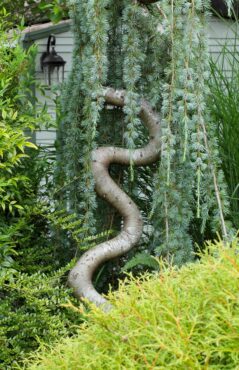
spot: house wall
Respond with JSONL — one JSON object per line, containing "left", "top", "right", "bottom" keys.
{"left": 32, "top": 16, "right": 239, "bottom": 148}
{"left": 34, "top": 29, "right": 74, "bottom": 147}
{"left": 208, "top": 17, "right": 239, "bottom": 74}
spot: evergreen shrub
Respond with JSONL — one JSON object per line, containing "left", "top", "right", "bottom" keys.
{"left": 0, "top": 13, "right": 83, "bottom": 369}
{"left": 0, "top": 265, "right": 82, "bottom": 369}
{"left": 26, "top": 239, "right": 239, "bottom": 369}
{"left": 0, "top": 11, "right": 52, "bottom": 275}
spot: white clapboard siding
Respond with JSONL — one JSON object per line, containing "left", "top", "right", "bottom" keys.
{"left": 28, "top": 16, "right": 239, "bottom": 148}
{"left": 207, "top": 17, "right": 239, "bottom": 74}
{"left": 33, "top": 28, "right": 74, "bottom": 148}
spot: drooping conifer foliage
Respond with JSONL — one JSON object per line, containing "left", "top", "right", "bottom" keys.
{"left": 57, "top": 0, "right": 231, "bottom": 275}
{"left": 151, "top": 0, "right": 231, "bottom": 264}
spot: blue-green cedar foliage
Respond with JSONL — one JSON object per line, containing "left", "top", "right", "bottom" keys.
{"left": 59, "top": 0, "right": 110, "bottom": 233}
{"left": 57, "top": 0, "right": 231, "bottom": 269}
{"left": 151, "top": 0, "right": 231, "bottom": 264}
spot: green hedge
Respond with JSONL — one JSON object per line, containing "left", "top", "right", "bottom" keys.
{"left": 25, "top": 239, "right": 239, "bottom": 369}
{"left": 1, "top": 265, "right": 83, "bottom": 369}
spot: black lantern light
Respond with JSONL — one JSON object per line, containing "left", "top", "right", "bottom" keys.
{"left": 41, "top": 34, "right": 66, "bottom": 86}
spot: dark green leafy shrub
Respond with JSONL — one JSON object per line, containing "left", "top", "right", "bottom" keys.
{"left": 0, "top": 265, "right": 82, "bottom": 369}
{"left": 0, "top": 14, "right": 83, "bottom": 369}
{"left": 0, "top": 11, "right": 52, "bottom": 275}
{"left": 25, "top": 239, "right": 239, "bottom": 369}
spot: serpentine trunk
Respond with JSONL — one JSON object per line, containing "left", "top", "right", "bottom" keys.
{"left": 68, "top": 88, "right": 161, "bottom": 310}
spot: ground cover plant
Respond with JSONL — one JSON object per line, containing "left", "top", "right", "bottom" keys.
{"left": 25, "top": 238, "right": 239, "bottom": 370}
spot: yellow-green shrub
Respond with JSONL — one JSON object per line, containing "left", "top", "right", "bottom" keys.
{"left": 25, "top": 239, "right": 239, "bottom": 370}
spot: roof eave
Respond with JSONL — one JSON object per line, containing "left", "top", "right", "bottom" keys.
{"left": 21, "top": 20, "right": 72, "bottom": 46}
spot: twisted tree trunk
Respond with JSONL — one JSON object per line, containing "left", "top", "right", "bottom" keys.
{"left": 68, "top": 88, "right": 161, "bottom": 310}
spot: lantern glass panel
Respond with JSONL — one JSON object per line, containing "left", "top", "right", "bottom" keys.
{"left": 43, "top": 65, "right": 65, "bottom": 86}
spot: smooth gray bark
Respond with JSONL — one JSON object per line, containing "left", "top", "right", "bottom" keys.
{"left": 68, "top": 88, "right": 161, "bottom": 310}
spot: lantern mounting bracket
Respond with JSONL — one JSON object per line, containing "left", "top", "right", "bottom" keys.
{"left": 40, "top": 34, "right": 56, "bottom": 72}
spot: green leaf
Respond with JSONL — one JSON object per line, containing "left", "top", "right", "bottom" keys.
{"left": 2, "top": 110, "right": 7, "bottom": 119}
{"left": 25, "top": 141, "right": 38, "bottom": 150}
{"left": 122, "top": 253, "right": 159, "bottom": 271}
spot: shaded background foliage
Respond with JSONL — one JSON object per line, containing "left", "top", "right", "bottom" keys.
{"left": 208, "top": 20, "right": 239, "bottom": 227}
{"left": 0, "top": 1, "right": 68, "bottom": 26}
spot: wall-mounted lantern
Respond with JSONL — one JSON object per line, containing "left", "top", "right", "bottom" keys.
{"left": 40, "top": 34, "right": 66, "bottom": 86}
